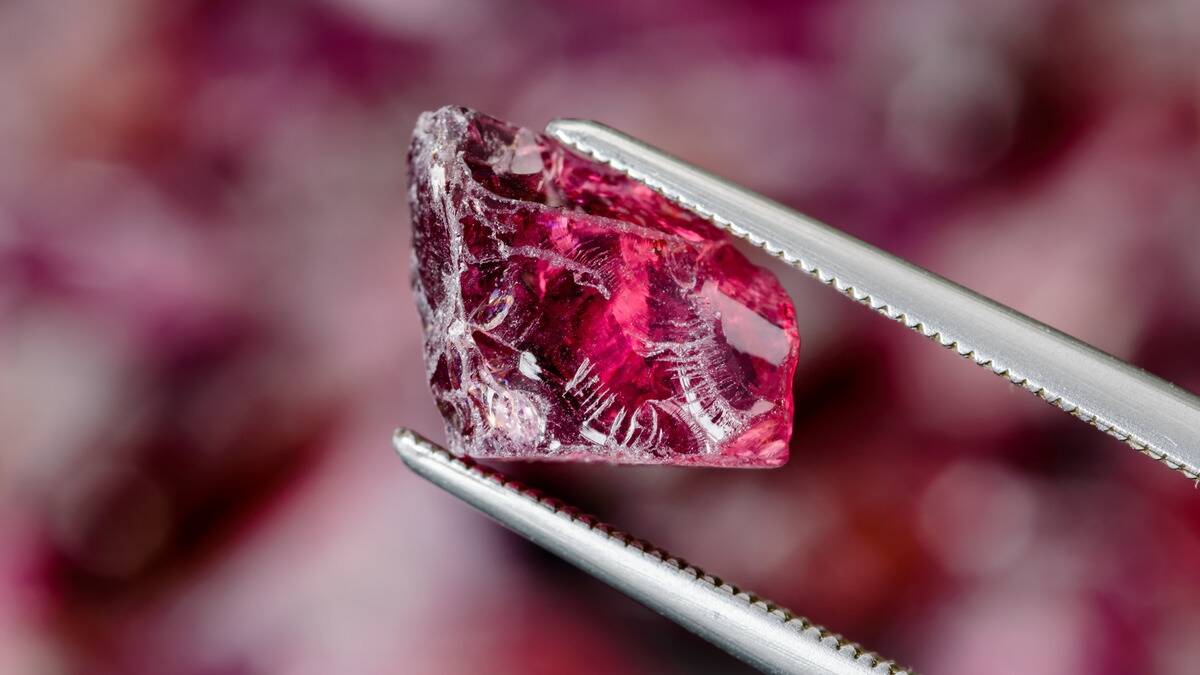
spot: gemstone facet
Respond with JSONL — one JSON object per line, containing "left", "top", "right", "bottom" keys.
{"left": 408, "top": 107, "right": 799, "bottom": 467}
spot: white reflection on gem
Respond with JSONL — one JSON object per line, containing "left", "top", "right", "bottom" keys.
{"left": 484, "top": 387, "right": 545, "bottom": 444}
{"left": 700, "top": 281, "right": 791, "bottom": 365}
{"left": 508, "top": 128, "right": 545, "bottom": 174}
{"left": 564, "top": 357, "right": 592, "bottom": 393}
{"left": 475, "top": 291, "right": 512, "bottom": 331}
{"left": 678, "top": 369, "right": 727, "bottom": 442}
{"left": 428, "top": 164, "right": 446, "bottom": 201}
{"left": 580, "top": 425, "right": 607, "bottom": 446}
{"left": 517, "top": 350, "right": 542, "bottom": 381}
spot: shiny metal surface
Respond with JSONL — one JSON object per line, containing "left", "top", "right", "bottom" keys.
{"left": 393, "top": 429, "right": 912, "bottom": 675}
{"left": 546, "top": 119, "right": 1200, "bottom": 481}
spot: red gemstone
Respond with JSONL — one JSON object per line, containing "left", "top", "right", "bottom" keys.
{"left": 408, "top": 107, "right": 799, "bottom": 467}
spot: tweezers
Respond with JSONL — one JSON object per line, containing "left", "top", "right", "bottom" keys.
{"left": 395, "top": 119, "right": 1200, "bottom": 674}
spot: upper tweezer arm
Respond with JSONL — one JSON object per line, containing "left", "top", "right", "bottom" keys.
{"left": 394, "top": 429, "right": 912, "bottom": 675}
{"left": 546, "top": 119, "right": 1200, "bottom": 481}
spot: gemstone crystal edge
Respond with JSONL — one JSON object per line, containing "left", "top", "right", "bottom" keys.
{"left": 408, "top": 106, "right": 799, "bottom": 467}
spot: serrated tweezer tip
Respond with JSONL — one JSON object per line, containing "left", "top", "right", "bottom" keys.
{"left": 392, "top": 428, "right": 912, "bottom": 675}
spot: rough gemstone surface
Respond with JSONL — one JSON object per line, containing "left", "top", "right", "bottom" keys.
{"left": 408, "top": 107, "right": 800, "bottom": 467}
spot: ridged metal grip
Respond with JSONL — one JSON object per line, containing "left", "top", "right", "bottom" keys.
{"left": 546, "top": 119, "right": 1200, "bottom": 481}
{"left": 394, "top": 429, "right": 913, "bottom": 675}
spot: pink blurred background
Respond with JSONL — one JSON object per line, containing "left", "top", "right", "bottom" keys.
{"left": 2, "top": 1, "right": 1199, "bottom": 673}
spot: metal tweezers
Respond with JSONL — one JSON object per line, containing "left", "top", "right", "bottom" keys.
{"left": 394, "top": 119, "right": 1200, "bottom": 674}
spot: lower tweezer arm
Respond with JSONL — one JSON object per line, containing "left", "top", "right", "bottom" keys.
{"left": 394, "top": 429, "right": 912, "bottom": 675}
{"left": 546, "top": 120, "right": 1200, "bottom": 480}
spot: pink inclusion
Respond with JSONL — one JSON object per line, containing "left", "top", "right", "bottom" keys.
{"left": 408, "top": 107, "right": 799, "bottom": 467}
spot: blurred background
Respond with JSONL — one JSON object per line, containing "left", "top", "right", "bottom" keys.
{"left": 1, "top": 1, "right": 1198, "bottom": 673}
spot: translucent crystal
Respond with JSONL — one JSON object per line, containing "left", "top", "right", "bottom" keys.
{"left": 408, "top": 107, "right": 799, "bottom": 466}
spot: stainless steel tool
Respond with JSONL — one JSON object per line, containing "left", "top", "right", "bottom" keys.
{"left": 395, "top": 429, "right": 911, "bottom": 675}
{"left": 396, "top": 118, "right": 1200, "bottom": 674}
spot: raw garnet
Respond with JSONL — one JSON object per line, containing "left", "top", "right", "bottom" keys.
{"left": 408, "top": 107, "right": 799, "bottom": 467}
